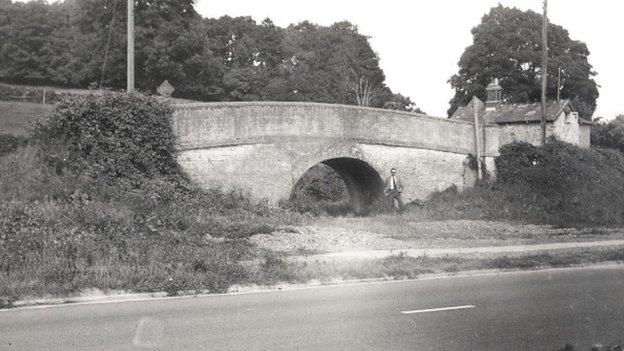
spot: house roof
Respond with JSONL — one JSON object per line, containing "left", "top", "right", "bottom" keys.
{"left": 451, "top": 97, "right": 592, "bottom": 125}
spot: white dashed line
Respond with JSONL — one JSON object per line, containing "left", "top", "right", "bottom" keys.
{"left": 401, "top": 305, "right": 476, "bottom": 314}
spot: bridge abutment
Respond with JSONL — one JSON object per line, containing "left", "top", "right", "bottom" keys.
{"left": 173, "top": 102, "right": 500, "bottom": 212}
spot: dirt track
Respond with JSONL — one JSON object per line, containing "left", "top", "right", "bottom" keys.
{"left": 251, "top": 219, "right": 624, "bottom": 254}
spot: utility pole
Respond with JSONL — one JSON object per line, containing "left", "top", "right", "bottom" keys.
{"left": 127, "top": 0, "right": 134, "bottom": 92}
{"left": 540, "top": 0, "right": 548, "bottom": 146}
{"left": 557, "top": 67, "right": 562, "bottom": 101}
{"left": 473, "top": 98, "right": 482, "bottom": 180}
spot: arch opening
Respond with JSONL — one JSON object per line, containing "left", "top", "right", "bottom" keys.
{"left": 290, "top": 157, "right": 384, "bottom": 215}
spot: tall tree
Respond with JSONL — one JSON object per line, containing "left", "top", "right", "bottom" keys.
{"left": 448, "top": 5, "right": 599, "bottom": 119}
{"left": 0, "top": 0, "right": 64, "bottom": 84}
{"left": 591, "top": 115, "right": 624, "bottom": 153}
{"left": 0, "top": 2, "right": 421, "bottom": 110}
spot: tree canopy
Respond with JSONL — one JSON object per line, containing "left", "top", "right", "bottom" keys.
{"left": 448, "top": 5, "right": 599, "bottom": 118}
{"left": 0, "top": 0, "right": 420, "bottom": 111}
{"left": 591, "top": 115, "right": 624, "bottom": 153}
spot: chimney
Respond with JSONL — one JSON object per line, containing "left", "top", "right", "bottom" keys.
{"left": 485, "top": 78, "right": 502, "bottom": 110}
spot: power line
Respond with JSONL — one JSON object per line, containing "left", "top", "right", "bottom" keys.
{"left": 127, "top": 0, "right": 134, "bottom": 92}
{"left": 100, "top": 0, "right": 120, "bottom": 88}
{"left": 540, "top": 0, "right": 548, "bottom": 146}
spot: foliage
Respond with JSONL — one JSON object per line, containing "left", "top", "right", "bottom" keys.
{"left": 0, "top": 133, "right": 27, "bottom": 156}
{"left": 419, "top": 139, "right": 624, "bottom": 226}
{"left": 31, "top": 91, "right": 181, "bottom": 183}
{"left": 292, "top": 164, "right": 347, "bottom": 202}
{"left": 0, "top": 1, "right": 419, "bottom": 111}
{"left": 591, "top": 115, "right": 624, "bottom": 153}
{"left": 448, "top": 5, "right": 599, "bottom": 118}
{"left": 0, "top": 89, "right": 304, "bottom": 300}
{"left": 284, "top": 164, "right": 351, "bottom": 216}
{"left": 0, "top": 145, "right": 300, "bottom": 300}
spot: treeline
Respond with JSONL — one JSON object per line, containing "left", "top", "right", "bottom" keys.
{"left": 592, "top": 115, "right": 624, "bottom": 154}
{"left": 0, "top": 0, "right": 419, "bottom": 111}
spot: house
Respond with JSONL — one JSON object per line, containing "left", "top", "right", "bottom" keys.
{"left": 450, "top": 79, "right": 592, "bottom": 147}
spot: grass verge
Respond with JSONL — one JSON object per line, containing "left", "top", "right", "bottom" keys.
{"left": 0, "top": 144, "right": 301, "bottom": 307}
{"left": 244, "top": 246, "right": 624, "bottom": 286}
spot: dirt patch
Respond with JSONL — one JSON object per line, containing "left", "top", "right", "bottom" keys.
{"left": 252, "top": 220, "right": 624, "bottom": 255}
{"left": 251, "top": 226, "right": 406, "bottom": 254}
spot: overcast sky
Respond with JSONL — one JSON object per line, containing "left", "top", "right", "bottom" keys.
{"left": 195, "top": 0, "right": 623, "bottom": 119}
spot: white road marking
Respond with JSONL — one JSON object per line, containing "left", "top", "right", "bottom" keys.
{"left": 401, "top": 305, "right": 476, "bottom": 314}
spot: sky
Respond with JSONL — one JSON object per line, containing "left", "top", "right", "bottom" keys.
{"left": 195, "top": 0, "right": 623, "bottom": 119}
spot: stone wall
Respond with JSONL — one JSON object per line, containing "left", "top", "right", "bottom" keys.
{"left": 172, "top": 102, "right": 500, "bottom": 205}
{"left": 552, "top": 111, "right": 581, "bottom": 145}
{"left": 498, "top": 111, "right": 589, "bottom": 148}
{"left": 498, "top": 123, "right": 551, "bottom": 146}
{"left": 579, "top": 125, "right": 591, "bottom": 148}
{"left": 173, "top": 102, "right": 500, "bottom": 156}
{"left": 176, "top": 140, "right": 478, "bottom": 204}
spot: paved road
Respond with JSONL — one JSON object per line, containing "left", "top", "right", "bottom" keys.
{"left": 2, "top": 266, "right": 624, "bottom": 350}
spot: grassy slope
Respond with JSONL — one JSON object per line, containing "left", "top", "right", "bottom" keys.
{"left": 260, "top": 246, "right": 624, "bottom": 284}
{"left": 3, "top": 102, "right": 624, "bottom": 305}
{"left": 0, "top": 101, "right": 52, "bottom": 136}
{"left": 0, "top": 145, "right": 301, "bottom": 304}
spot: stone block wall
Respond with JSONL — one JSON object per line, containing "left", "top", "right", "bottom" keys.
{"left": 172, "top": 102, "right": 501, "bottom": 204}
{"left": 173, "top": 102, "right": 500, "bottom": 157}
{"left": 497, "top": 110, "right": 590, "bottom": 148}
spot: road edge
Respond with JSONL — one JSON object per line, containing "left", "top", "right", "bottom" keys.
{"left": 3, "top": 261, "right": 624, "bottom": 312}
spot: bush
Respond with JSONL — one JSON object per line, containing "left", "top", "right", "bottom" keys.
{"left": 0, "top": 146, "right": 300, "bottom": 299}
{"left": 0, "top": 134, "right": 28, "bottom": 156}
{"left": 286, "top": 163, "right": 351, "bottom": 216}
{"left": 591, "top": 115, "right": 624, "bottom": 153}
{"left": 419, "top": 139, "right": 624, "bottom": 226}
{"left": 31, "top": 91, "right": 182, "bottom": 183}
{"left": 0, "top": 92, "right": 302, "bottom": 301}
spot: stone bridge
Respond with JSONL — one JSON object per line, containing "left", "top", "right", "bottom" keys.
{"left": 172, "top": 102, "right": 500, "bottom": 213}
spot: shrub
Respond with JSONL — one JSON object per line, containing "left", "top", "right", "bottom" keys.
{"left": 591, "top": 114, "right": 624, "bottom": 153}
{"left": 286, "top": 163, "right": 351, "bottom": 215}
{"left": 0, "top": 92, "right": 301, "bottom": 301}
{"left": 292, "top": 164, "right": 347, "bottom": 201}
{"left": 31, "top": 91, "right": 182, "bottom": 183}
{"left": 419, "top": 139, "right": 624, "bottom": 226}
{"left": 0, "top": 148, "right": 298, "bottom": 299}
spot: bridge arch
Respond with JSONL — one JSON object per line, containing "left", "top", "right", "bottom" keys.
{"left": 292, "top": 157, "right": 385, "bottom": 215}
{"left": 172, "top": 101, "right": 500, "bottom": 206}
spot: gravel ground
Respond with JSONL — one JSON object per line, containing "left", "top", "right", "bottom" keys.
{"left": 251, "top": 226, "right": 402, "bottom": 254}
{"left": 251, "top": 220, "right": 624, "bottom": 255}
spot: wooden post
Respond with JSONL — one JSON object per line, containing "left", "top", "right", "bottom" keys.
{"left": 42, "top": 89, "right": 46, "bottom": 104}
{"left": 540, "top": 0, "right": 548, "bottom": 146}
{"left": 473, "top": 98, "right": 482, "bottom": 180}
{"left": 557, "top": 67, "right": 562, "bottom": 102}
{"left": 127, "top": 0, "right": 134, "bottom": 92}
{"left": 482, "top": 112, "right": 487, "bottom": 177}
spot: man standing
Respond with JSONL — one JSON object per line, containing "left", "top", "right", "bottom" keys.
{"left": 384, "top": 168, "right": 404, "bottom": 214}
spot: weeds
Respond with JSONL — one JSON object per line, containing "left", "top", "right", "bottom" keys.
{"left": 284, "top": 163, "right": 352, "bottom": 216}
{"left": 0, "top": 92, "right": 301, "bottom": 301}
{"left": 262, "top": 247, "right": 624, "bottom": 285}
{"left": 410, "top": 140, "right": 624, "bottom": 227}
